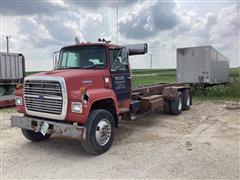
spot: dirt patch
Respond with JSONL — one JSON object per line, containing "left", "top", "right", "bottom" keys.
{"left": 224, "top": 101, "right": 240, "bottom": 110}
{"left": 1, "top": 100, "right": 240, "bottom": 179}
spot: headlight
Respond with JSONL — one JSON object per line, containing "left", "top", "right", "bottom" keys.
{"left": 15, "top": 96, "right": 22, "bottom": 105}
{"left": 71, "top": 102, "right": 83, "bottom": 113}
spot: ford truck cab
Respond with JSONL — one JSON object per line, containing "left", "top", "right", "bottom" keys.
{"left": 11, "top": 42, "right": 148, "bottom": 155}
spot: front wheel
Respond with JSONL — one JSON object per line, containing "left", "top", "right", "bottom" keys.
{"left": 81, "top": 109, "right": 115, "bottom": 155}
{"left": 21, "top": 129, "right": 51, "bottom": 142}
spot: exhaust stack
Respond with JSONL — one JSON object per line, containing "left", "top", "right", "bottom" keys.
{"left": 123, "top": 43, "right": 148, "bottom": 56}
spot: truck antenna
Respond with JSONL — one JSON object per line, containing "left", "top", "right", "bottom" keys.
{"left": 75, "top": 36, "right": 80, "bottom": 44}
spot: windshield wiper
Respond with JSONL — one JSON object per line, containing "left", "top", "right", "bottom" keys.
{"left": 83, "top": 64, "right": 104, "bottom": 69}
{"left": 57, "top": 67, "right": 83, "bottom": 70}
{"left": 57, "top": 64, "right": 104, "bottom": 70}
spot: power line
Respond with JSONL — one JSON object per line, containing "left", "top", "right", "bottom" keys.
{"left": 0, "top": 34, "right": 28, "bottom": 53}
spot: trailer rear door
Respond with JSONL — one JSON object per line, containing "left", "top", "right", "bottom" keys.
{"left": 177, "top": 47, "right": 210, "bottom": 83}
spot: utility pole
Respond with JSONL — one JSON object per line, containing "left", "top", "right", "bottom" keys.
{"left": 150, "top": 54, "right": 153, "bottom": 75}
{"left": 116, "top": 5, "right": 118, "bottom": 44}
{"left": 6, "top": 35, "right": 11, "bottom": 53}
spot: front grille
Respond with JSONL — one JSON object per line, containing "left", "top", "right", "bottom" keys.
{"left": 24, "top": 80, "right": 63, "bottom": 115}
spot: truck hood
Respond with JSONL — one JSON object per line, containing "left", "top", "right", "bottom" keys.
{"left": 30, "top": 69, "right": 104, "bottom": 80}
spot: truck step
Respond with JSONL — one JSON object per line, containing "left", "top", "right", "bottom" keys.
{"left": 119, "top": 107, "right": 130, "bottom": 114}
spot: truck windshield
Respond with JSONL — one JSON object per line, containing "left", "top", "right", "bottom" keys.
{"left": 57, "top": 46, "right": 106, "bottom": 70}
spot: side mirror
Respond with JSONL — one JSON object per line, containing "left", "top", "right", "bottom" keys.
{"left": 122, "top": 59, "right": 128, "bottom": 65}
{"left": 121, "top": 47, "right": 128, "bottom": 65}
{"left": 116, "top": 56, "right": 122, "bottom": 63}
{"left": 53, "top": 51, "right": 59, "bottom": 70}
{"left": 111, "top": 57, "right": 122, "bottom": 71}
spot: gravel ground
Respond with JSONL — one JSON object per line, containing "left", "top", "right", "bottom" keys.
{"left": 1, "top": 100, "right": 240, "bottom": 179}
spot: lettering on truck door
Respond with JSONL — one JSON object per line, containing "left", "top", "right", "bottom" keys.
{"left": 109, "top": 48, "right": 131, "bottom": 101}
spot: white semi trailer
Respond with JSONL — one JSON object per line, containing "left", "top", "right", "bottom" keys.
{"left": 177, "top": 46, "right": 229, "bottom": 85}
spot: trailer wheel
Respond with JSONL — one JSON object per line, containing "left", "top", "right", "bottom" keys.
{"left": 0, "top": 87, "right": 6, "bottom": 96}
{"left": 21, "top": 129, "right": 51, "bottom": 142}
{"left": 182, "top": 89, "right": 191, "bottom": 110}
{"left": 8, "top": 86, "right": 16, "bottom": 95}
{"left": 170, "top": 91, "right": 183, "bottom": 115}
{"left": 164, "top": 101, "right": 171, "bottom": 114}
{"left": 82, "top": 109, "right": 114, "bottom": 155}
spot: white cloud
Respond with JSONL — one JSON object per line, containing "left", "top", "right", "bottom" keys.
{"left": 1, "top": 0, "right": 239, "bottom": 71}
{"left": 119, "top": 1, "right": 178, "bottom": 39}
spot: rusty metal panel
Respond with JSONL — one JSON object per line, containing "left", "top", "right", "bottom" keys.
{"left": 150, "top": 98, "right": 164, "bottom": 112}
{"left": 162, "top": 86, "right": 187, "bottom": 99}
{"left": 133, "top": 83, "right": 173, "bottom": 96}
{"left": 140, "top": 95, "right": 163, "bottom": 112}
{"left": 11, "top": 115, "right": 86, "bottom": 140}
{"left": 140, "top": 98, "right": 151, "bottom": 113}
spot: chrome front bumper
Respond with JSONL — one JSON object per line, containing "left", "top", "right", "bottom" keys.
{"left": 11, "top": 116, "right": 86, "bottom": 140}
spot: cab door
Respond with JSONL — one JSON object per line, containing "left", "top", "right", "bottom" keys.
{"left": 109, "top": 48, "right": 131, "bottom": 101}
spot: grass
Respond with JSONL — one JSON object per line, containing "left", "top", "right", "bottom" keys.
{"left": 229, "top": 67, "right": 240, "bottom": 81}
{"left": 132, "top": 68, "right": 240, "bottom": 100}
{"left": 25, "top": 71, "right": 42, "bottom": 76}
{"left": 132, "top": 69, "right": 176, "bottom": 75}
{"left": 193, "top": 81, "right": 240, "bottom": 100}
{"left": 26, "top": 67, "right": 240, "bottom": 100}
{"left": 193, "top": 67, "right": 240, "bottom": 100}
{"left": 132, "top": 69, "right": 176, "bottom": 87}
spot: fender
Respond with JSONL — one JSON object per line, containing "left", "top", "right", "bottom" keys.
{"left": 67, "top": 88, "right": 118, "bottom": 123}
{"left": 87, "top": 88, "right": 119, "bottom": 114}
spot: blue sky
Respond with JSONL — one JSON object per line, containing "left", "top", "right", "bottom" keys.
{"left": 1, "top": 0, "right": 239, "bottom": 71}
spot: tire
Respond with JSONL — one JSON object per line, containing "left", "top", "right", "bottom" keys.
{"left": 82, "top": 109, "right": 115, "bottom": 155}
{"left": 170, "top": 91, "right": 183, "bottom": 115}
{"left": 0, "top": 86, "right": 6, "bottom": 96}
{"left": 164, "top": 101, "right": 171, "bottom": 114}
{"left": 8, "top": 86, "right": 16, "bottom": 95}
{"left": 182, "top": 89, "right": 191, "bottom": 110}
{"left": 21, "top": 129, "right": 51, "bottom": 142}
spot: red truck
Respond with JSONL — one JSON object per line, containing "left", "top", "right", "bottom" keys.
{"left": 11, "top": 42, "right": 192, "bottom": 155}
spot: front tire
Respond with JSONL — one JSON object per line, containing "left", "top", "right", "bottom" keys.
{"left": 21, "top": 129, "right": 51, "bottom": 142}
{"left": 82, "top": 109, "right": 115, "bottom": 155}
